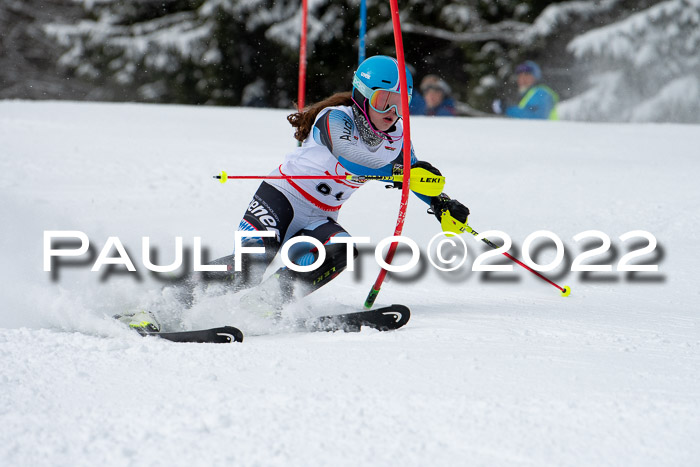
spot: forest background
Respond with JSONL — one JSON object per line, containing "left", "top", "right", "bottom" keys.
{"left": 1, "top": 0, "right": 699, "bottom": 123}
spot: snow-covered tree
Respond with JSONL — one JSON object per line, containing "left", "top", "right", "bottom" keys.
{"left": 26, "top": 0, "right": 700, "bottom": 124}
{"left": 44, "top": 0, "right": 305, "bottom": 105}
{"left": 0, "top": 0, "right": 89, "bottom": 99}
{"left": 381, "top": 0, "right": 568, "bottom": 113}
{"left": 42, "top": 0, "right": 549, "bottom": 108}
{"left": 527, "top": 0, "right": 700, "bottom": 123}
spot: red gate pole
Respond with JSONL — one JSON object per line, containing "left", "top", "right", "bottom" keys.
{"left": 297, "top": 0, "right": 308, "bottom": 111}
{"left": 364, "top": 0, "right": 412, "bottom": 309}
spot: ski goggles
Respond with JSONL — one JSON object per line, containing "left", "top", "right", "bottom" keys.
{"left": 369, "top": 89, "right": 410, "bottom": 117}
{"left": 353, "top": 75, "right": 412, "bottom": 118}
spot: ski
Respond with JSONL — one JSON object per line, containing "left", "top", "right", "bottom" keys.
{"left": 138, "top": 326, "right": 244, "bottom": 343}
{"left": 128, "top": 305, "right": 408, "bottom": 342}
{"left": 300, "top": 304, "right": 410, "bottom": 333}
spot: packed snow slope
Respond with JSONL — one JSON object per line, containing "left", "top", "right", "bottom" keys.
{"left": 1, "top": 101, "right": 699, "bottom": 467}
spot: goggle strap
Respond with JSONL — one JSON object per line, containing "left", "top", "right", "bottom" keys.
{"left": 352, "top": 75, "right": 375, "bottom": 100}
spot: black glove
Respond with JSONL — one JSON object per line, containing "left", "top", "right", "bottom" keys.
{"left": 389, "top": 161, "right": 442, "bottom": 190}
{"left": 412, "top": 160, "right": 442, "bottom": 176}
{"left": 389, "top": 163, "right": 404, "bottom": 189}
{"left": 429, "top": 193, "right": 470, "bottom": 223}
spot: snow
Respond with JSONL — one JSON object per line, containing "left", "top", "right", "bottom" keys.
{"left": 1, "top": 100, "right": 699, "bottom": 466}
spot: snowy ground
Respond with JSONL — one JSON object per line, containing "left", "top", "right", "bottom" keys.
{"left": 1, "top": 100, "right": 699, "bottom": 466}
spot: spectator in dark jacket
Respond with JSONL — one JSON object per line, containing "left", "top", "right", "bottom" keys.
{"left": 411, "top": 75, "right": 456, "bottom": 117}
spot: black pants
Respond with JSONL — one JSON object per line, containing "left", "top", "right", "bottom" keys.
{"left": 177, "top": 183, "right": 355, "bottom": 306}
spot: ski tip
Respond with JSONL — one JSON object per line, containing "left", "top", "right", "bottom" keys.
{"left": 386, "top": 304, "right": 410, "bottom": 328}
{"left": 560, "top": 285, "right": 571, "bottom": 297}
{"left": 214, "top": 326, "right": 244, "bottom": 343}
{"left": 366, "top": 304, "right": 411, "bottom": 331}
{"left": 151, "top": 326, "right": 244, "bottom": 344}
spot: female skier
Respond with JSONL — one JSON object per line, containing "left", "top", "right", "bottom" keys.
{"left": 119, "top": 55, "right": 469, "bottom": 331}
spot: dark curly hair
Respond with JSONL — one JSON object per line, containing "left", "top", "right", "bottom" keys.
{"left": 287, "top": 92, "right": 354, "bottom": 142}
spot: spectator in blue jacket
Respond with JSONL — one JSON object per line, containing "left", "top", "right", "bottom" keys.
{"left": 493, "top": 61, "right": 559, "bottom": 120}
{"left": 411, "top": 75, "right": 456, "bottom": 117}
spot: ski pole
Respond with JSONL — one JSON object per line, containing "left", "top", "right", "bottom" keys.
{"left": 213, "top": 170, "right": 394, "bottom": 184}
{"left": 213, "top": 171, "right": 444, "bottom": 197}
{"left": 464, "top": 224, "right": 571, "bottom": 297}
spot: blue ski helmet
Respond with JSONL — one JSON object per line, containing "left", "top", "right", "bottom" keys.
{"left": 352, "top": 56, "right": 414, "bottom": 115}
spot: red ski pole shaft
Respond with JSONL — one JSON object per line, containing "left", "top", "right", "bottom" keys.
{"left": 215, "top": 174, "right": 344, "bottom": 181}
{"left": 466, "top": 226, "right": 571, "bottom": 297}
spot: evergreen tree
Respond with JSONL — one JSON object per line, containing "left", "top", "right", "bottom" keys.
{"left": 522, "top": 0, "right": 700, "bottom": 123}
{"left": 21, "top": 0, "right": 700, "bottom": 123}
{"left": 44, "top": 0, "right": 304, "bottom": 106}
{"left": 0, "top": 0, "right": 88, "bottom": 99}
{"left": 562, "top": 0, "right": 700, "bottom": 123}
{"left": 42, "top": 0, "right": 548, "bottom": 109}
{"left": 351, "top": 0, "right": 561, "bottom": 113}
